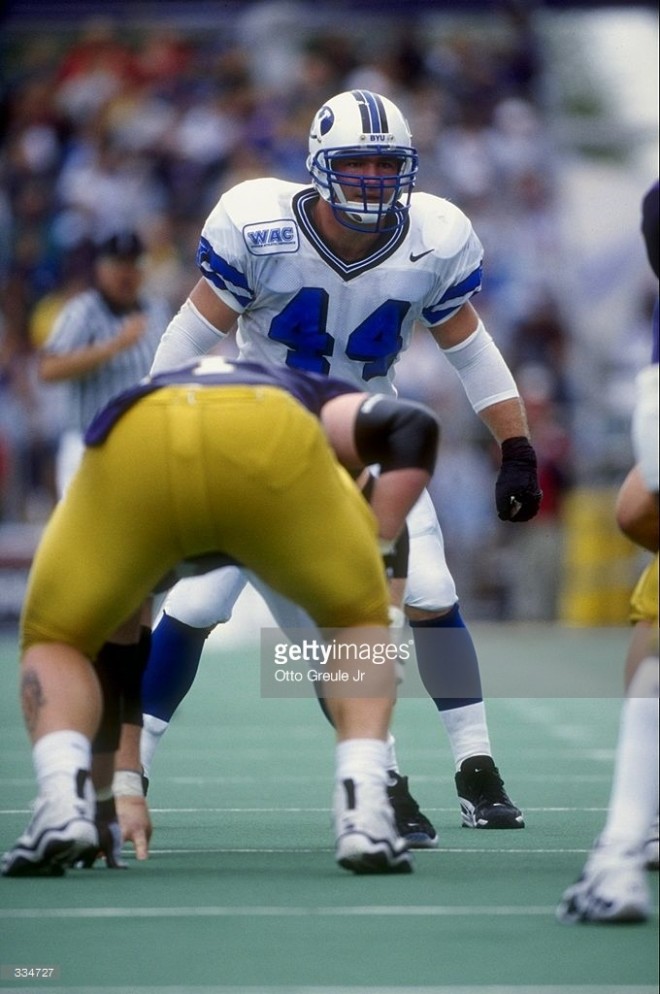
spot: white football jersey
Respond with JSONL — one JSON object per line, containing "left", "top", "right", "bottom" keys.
{"left": 198, "top": 177, "right": 484, "bottom": 396}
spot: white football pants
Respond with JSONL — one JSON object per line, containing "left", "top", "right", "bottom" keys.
{"left": 160, "top": 489, "right": 458, "bottom": 630}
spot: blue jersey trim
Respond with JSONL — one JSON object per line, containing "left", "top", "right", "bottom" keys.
{"left": 422, "top": 264, "right": 482, "bottom": 324}
{"left": 196, "top": 236, "right": 253, "bottom": 308}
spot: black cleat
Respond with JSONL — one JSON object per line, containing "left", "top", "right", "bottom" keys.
{"left": 387, "top": 772, "right": 438, "bottom": 848}
{"left": 455, "top": 756, "right": 524, "bottom": 829}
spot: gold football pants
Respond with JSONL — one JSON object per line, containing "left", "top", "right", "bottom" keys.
{"left": 21, "top": 385, "right": 389, "bottom": 657}
{"left": 630, "top": 553, "right": 659, "bottom": 626}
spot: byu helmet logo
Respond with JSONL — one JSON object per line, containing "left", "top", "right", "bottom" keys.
{"left": 318, "top": 106, "right": 334, "bottom": 136}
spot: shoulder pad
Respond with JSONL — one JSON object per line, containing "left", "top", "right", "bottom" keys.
{"left": 410, "top": 193, "right": 475, "bottom": 259}
{"left": 220, "top": 177, "right": 304, "bottom": 227}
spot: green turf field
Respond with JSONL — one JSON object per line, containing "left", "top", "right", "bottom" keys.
{"left": 0, "top": 624, "right": 657, "bottom": 993}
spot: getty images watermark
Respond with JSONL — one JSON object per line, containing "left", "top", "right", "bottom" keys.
{"left": 260, "top": 625, "right": 632, "bottom": 699}
{"left": 260, "top": 628, "right": 412, "bottom": 698}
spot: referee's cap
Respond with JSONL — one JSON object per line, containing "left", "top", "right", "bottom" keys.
{"left": 96, "top": 231, "right": 145, "bottom": 261}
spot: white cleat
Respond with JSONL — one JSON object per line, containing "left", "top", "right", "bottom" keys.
{"left": 334, "top": 778, "right": 413, "bottom": 875}
{"left": 557, "top": 845, "right": 651, "bottom": 924}
{"left": 644, "top": 816, "right": 659, "bottom": 871}
{"left": 2, "top": 771, "right": 97, "bottom": 878}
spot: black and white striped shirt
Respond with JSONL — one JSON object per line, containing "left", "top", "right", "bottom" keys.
{"left": 42, "top": 288, "right": 172, "bottom": 430}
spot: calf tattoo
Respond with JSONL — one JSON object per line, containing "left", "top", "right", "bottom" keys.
{"left": 21, "top": 670, "right": 46, "bottom": 735}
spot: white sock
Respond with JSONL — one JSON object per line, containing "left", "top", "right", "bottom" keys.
{"left": 385, "top": 732, "right": 400, "bottom": 775}
{"left": 140, "top": 714, "right": 169, "bottom": 779}
{"left": 336, "top": 738, "right": 388, "bottom": 787}
{"left": 33, "top": 730, "right": 91, "bottom": 794}
{"left": 599, "top": 657, "right": 660, "bottom": 853}
{"left": 440, "top": 701, "right": 492, "bottom": 770}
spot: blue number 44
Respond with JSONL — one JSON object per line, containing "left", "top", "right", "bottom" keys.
{"left": 268, "top": 288, "right": 409, "bottom": 380}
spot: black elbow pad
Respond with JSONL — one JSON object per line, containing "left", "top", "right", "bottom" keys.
{"left": 354, "top": 395, "right": 440, "bottom": 475}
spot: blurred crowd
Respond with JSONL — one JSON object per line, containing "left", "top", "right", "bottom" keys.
{"left": 0, "top": 2, "right": 586, "bottom": 618}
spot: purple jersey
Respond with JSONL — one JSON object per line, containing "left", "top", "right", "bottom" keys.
{"left": 85, "top": 356, "right": 358, "bottom": 446}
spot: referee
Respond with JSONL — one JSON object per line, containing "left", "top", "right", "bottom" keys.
{"left": 40, "top": 231, "right": 172, "bottom": 496}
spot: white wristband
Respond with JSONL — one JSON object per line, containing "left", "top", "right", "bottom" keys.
{"left": 113, "top": 770, "right": 145, "bottom": 798}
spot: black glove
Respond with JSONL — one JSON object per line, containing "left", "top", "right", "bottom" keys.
{"left": 495, "top": 436, "right": 543, "bottom": 522}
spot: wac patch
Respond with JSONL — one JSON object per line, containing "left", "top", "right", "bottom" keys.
{"left": 243, "top": 221, "right": 300, "bottom": 255}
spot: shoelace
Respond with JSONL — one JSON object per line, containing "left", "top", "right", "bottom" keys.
{"left": 472, "top": 768, "right": 510, "bottom": 806}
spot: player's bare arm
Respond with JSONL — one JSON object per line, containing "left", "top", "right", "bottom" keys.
{"left": 615, "top": 465, "right": 659, "bottom": 553}
{"left": 113, "top": 722, "right": 152, "bottom": 862}
{"left": 321, "top": 391, "right": 439, "bottom": 544}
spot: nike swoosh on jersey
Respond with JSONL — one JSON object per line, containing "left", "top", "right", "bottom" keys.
{"left": 409, "top": 250, "right": 433, "bottom": 262}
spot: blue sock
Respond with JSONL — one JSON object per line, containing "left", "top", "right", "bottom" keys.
{"left": 141, "top": 614, "right": 210, "bottom": 722}
{"left": 409, "top": 604, "right": 483, "bottom": 711}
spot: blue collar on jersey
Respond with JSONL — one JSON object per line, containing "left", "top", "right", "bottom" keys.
{"left": 293, "top": 188, "right": 409, "bottom": 281}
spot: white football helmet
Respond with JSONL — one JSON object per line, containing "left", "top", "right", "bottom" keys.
{"left": 307, "top": 90, "right": 418, "bottom": 232}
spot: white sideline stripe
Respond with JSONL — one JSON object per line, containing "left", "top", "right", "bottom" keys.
{"left": 154, "top": 806, "right": 608, "bottom": 814}
{"left": 0, "top": 842, "right": 601, "bottom": 856}
{"left": 144, "top": 847, "right": 592, "bottom": 855}
{"left": 134, "top": 806, "right": 611, "bottom": 815}
{"left": 0, "top": 806, "right": 609, "bottom": 815}
{"left": 0, "top": 774, "right": 614, "bottom": 786}
{"left": 0, "top": 904, "right": 568, "bottom": 919}
{"left": 3, "top": 988, "right": 657, "bottom": 994}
